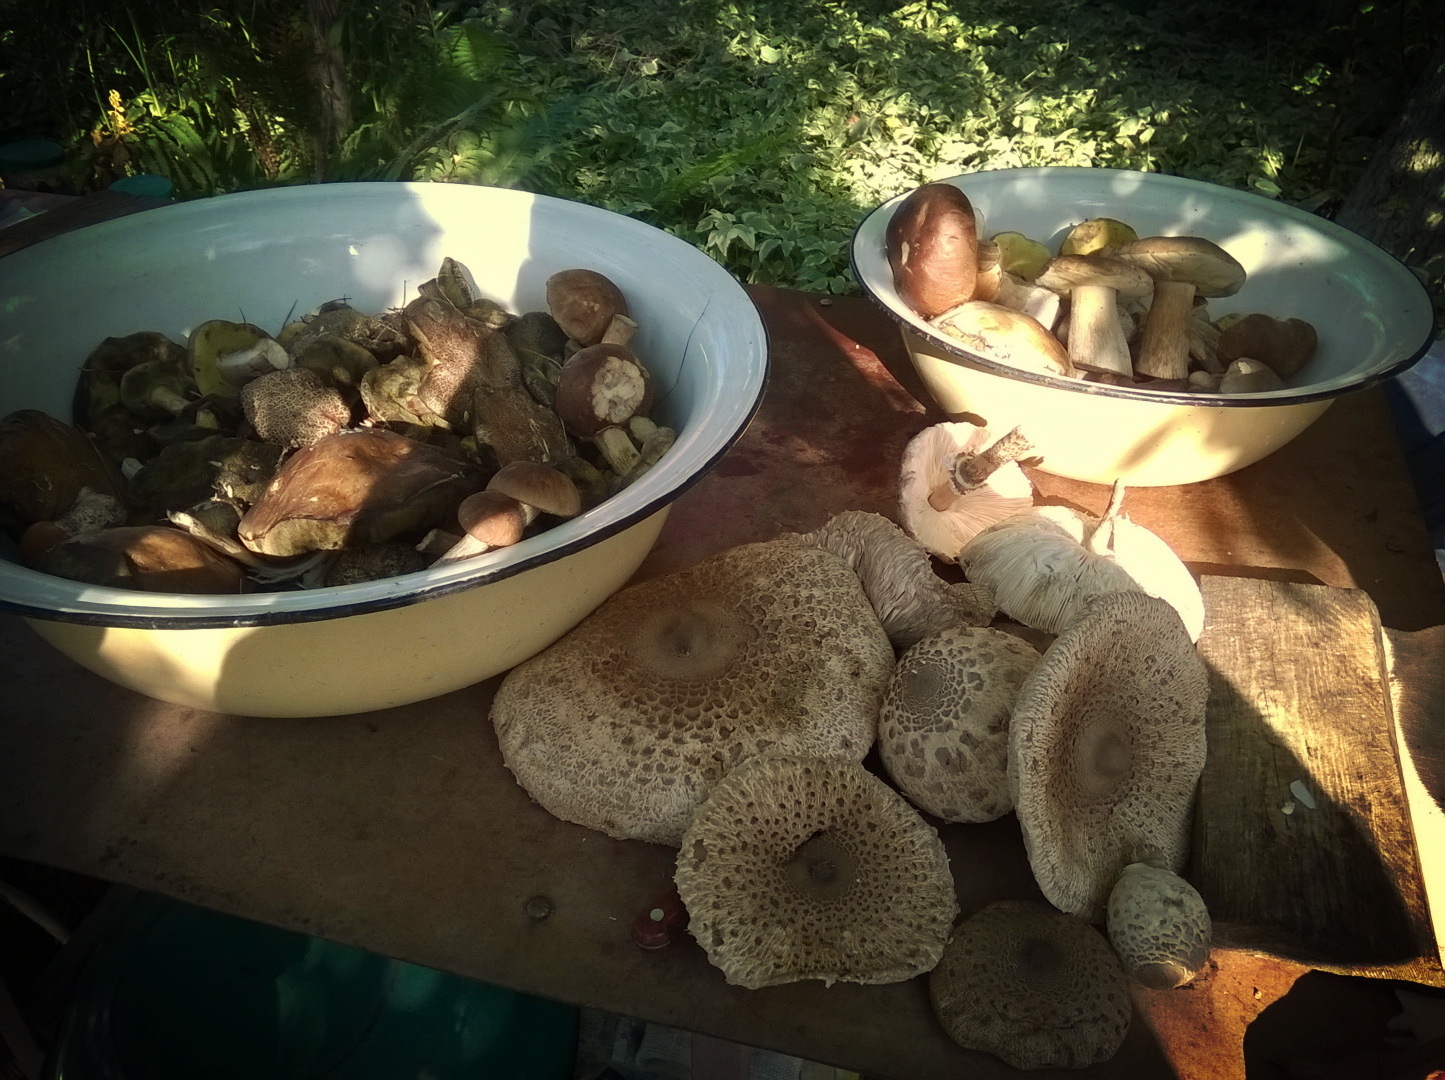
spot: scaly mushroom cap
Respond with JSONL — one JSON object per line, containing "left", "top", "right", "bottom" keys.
{"left": 929, "top": 900, "right": 1131, "bottom": 1070}
{"left": 490, "top": 538, "right": 894, "bottom": 846}
{"left": 897, "top": 423, "right": 1034, "bottom": 563}
{"left": 880, "top": 627, "right": 1041, "bottom": 823}
{"left": 1010, "top": 591, "right": 1209, "bottom": 919}
{"left": 675, "top": 755, "right": 958, "bottom": 989}
{"left": 1106, "top": 862, "right": 1212, "bottom": 989}
{"left": 241, "top": 368, "right": 352, "bottom": 448}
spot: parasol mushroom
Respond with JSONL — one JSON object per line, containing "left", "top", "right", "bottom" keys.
{"left": 1009, "top": 591, "right": 1209, "bottom": 919}
{"left": 675, "top": 755, "right": 958, "bottom": 989}
{"left": 1106, "top": 861, "right": 1213, "bottom": 989}
{"left": 929, "top": 900, "right": 1132, "bottom": 1069}
{"left": 879, "top": 626, "right": 1041, "bottom": 823}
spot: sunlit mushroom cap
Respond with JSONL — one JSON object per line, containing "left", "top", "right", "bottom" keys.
{"left": 929, "top": 900, "right": 1131, "bottom": 1070}
{"left": 1010, "top": 590, "right": 1209, "bottom": 919}
{"left": 1106, "top": 862, "right": 1212, "bottom": 989}
{"left": 675, "top": 755, "right": 958, "bottom": 989}
{"left": 490, "top": 538, "right": 894, "bottom": 846}
{"left": 897, "top": 423, "right": 1033, "bottom": 563}
{"left": 880, "top": 627, "right": 1040, "bottom": 823}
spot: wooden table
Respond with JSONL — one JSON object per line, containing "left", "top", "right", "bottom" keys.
{"left": 2, "top": 198, "right": 1444, "bottom": 1078}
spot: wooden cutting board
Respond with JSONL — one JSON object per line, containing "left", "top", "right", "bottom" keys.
{"left": 1190, "top": 574, "right": 1441, "bottom": 984}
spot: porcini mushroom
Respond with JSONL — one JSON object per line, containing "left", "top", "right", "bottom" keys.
{"left": 1219, "top": 358, "right": 1287, "bottom": 394}
{"left": 959, "top": 481, "right": 1204, "bottom": 642}
{"left": 35, "top": 525, "right": 248, "bottom": 594}
{"left": 1121, "top": 237, "right": 1246, "bottom": 381}
{"left": 546, "top": 269, "right": 629, "bottom": 347}
{"left": 929, "top": 900, "right": 1132, "bottom": 1070}
{"left": 433, "top": 462, "right": 581, "bottom": 565}
{"left": 674, "top": 755, "right": 958, "bottom": 989}
{"left": 930, "top": 302, "right": 1076, "bottom": 379}
{"left": 897, "top": 422, "right": 1035, "bottom": 562}
{"left": 490, "top": 536, "right": 895, "bottom": 845}
{"left": 797, "top": 511, "right": 995, "bottom": 650}
{"left": 1036, "top": 255, "right": 1153, "bottom": 378}
{"left": 886, "top": 183, "right": 980, "bottom": 318}
{"left": 1218, "top": 313, "right": 1318, "bottom": 380}
{"left": 1009, "top": 591, "right": 1209, "bottom": 919}
{"left": 1106, "top": 862, "right": 1212, "bottom": 989}
{"left": 1059, "top": 217, "right": 1139, "bottom": 257}
{"left": 553, "top": 342, "right": 654, "bottom": 471}
{"left": 879, "top": 626, "right": 1041, "bottom": 823}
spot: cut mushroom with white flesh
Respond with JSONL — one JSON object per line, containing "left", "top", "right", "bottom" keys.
{"left": 1035, "top": 255, "right": 1153, "bottom": 378}
{"left": 489, "top": 534, "right": 895, "bottom": 846}
{"left": 1106, "top": 862, "right": 1213, "bottom": 989}
{"left": 959, "top": 480, "right": 1204, "bottom": 642}
{"left": 1009, "top": 591, "right": 1209, "bottom": 920}
{"left": 675, "top": 755, "right": 958, "bottom": 989}
{"left": 797, "top": 510, "right": 996, "bottom": 650}
{"left": 1120, "top": 236, "right": 1246, "bottom": 381}
{"left": 898, "top": 422, "right": 1036, "bottom": 563}
{"left": 879, "top": 626, "right": 1041, "bottom": 823}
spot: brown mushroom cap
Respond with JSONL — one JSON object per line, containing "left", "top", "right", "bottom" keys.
{"left": 1035, "top": 254, "right": 1154, "bottom": 303}
{"left": 486, "top": 461, "right": 582, "bottom": 518}
{"left": 553, "top": 342, "right": 653, "bottom": 439}
{"left": 675, "top": 755, "right": 958, "bottom": 989}
{"left": 1009, "top": 590, "right": 1209, "bottom": 919}
{"left": 35, "top": 525, "right": 247, "bottom": 594}
{"left": 931, "top": 301, "right": 1076, "bottom": 379}
{"left": 240, "top": 368, "right": 352, "bottom": 448}
{"left": 929, "top": 900, "right": 1132, "bottom": 1070}
{"left": 546, "top": 269, "right": 629, "bottom": 347}
{"left": 880, "top": 626, "right": 1041, "bottom": 823}
{"left": 456, "top": 490, "right": 527, "bottom": 548}
{"left": 490, "top": 538, "right": 895, "bottom": 846}
{"left": 1106, "top": 862, "right": 1212, "bottom": 989}
{"left": 1217, "top": 313, "right": 1318, "bottom": 379}
{"left": 886, "top": 183, "right": 979, "bottom": 319}
{"left": 1118, "top": 236, "right": 1246, "bottom": 298}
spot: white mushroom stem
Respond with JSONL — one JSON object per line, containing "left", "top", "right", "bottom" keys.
{"left": 619, "top": 425, "right": 676, "bottom": 487}
{"left": 1134, "top": 280, "right": 1196, "bottom": 380}
{"left": 928, "top": 427, "right": 1036, "bottom": 511}
{"left": 433, "top": 533, "right": 499, "bottom": 565}
{"left": 594, "top": 425, "right": 641, "bottom": 473}
{"left": 601, "top": 314, "right": 638, "bottom": 347}
{"left": 799, "top": 511, "right": 995, "bottom": 650}
{"left": 1190, "top": 306, "right": 1223, "bottom": 373}
{"left": 1067, "top": 284, "right": 1133, "bottom": 377}
{"left": 218, "top": 338, "right": 291, "bottom": 384}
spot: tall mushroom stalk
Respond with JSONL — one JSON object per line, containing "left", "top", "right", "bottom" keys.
{"left": 1120, "top": 236, "right": 1246, "bottom": 381}
{"left": 899, "top": 422, "right": 1035, "bottom": 563}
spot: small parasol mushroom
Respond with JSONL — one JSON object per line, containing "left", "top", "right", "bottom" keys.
{"left": 929, "top": 900, "right": 1132, "bottom": 1070}
{"left": 490, "top": 536, "right": 895, "bottom": 845}
{"left": 1009, "top": 590, "right": 1209, "bottom": 920}
{"left": 897, "top": 422, "right": 1036, "bottom": 563}
{"left": 675, "top": 755, "right": 958, "bottom": 989}
{"left": 1106, "top": 861, "right": 1213, "bottom": 989}
{"left": 879, "top": 626, "right": 1041, "bottom": 823}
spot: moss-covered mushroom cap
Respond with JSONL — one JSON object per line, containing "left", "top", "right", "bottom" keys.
{"left": 929, "top": 899, "right": 1131, "bottom": 1070}
{"left": 676, "top": 755, "right": 958, "bottom": 989}
{"left": 490, "top": 537, "right": 895, "bottom": 846}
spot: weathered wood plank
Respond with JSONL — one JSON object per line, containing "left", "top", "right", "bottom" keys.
{"left": 1191, "top": 576, "right": 1436, "bottom": 976}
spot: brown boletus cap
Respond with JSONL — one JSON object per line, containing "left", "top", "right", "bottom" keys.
{"left": 490, "top": 537, "right": 894, "bottom": 845}
{"left": 553, "top": 343, "right": 654, "bottom": 439}
{"left": 486, "top": 460, "right": 582, "bottom": 519}
{"left": 1106, "top": 862, "right": 1212, "bottom": 989}
{"left": 1119, "top": 236, "right": 1246, "bottom": 296}
{"left": 886, "top": 183, "right": 979, "bottom": 319}
{"left": 675, "top": 755, "right": 959, "bottom": 989}
{"left": 929, "top": 900, "right": 1132, "bottom": 1070}
{"left": 931, "top": 301, "right": 1077, "bottom": 379}
{"left": 35, "top": 525, "right": 247, "bottom": 594}
{"left": 545, "top": 269, "right": 629, "bottom": 347}
{"left": 1217, "top": 313, "right": 1318, "bottom": 379}
{"left": 456, "top": 490, "right": 527, "bottom": 548}
{"left": 1035, "top": 254, "right": 1153, "bottom": 303}
{"left": 880, "top": 626, "right": 1041, "bottom": 823}
{"left": 1009, "top": 590, "right": 1208, "bottom": 919}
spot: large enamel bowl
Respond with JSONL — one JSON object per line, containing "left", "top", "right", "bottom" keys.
{"left": 0, "top": 183, "right": 767, "bottom": 717}
{"left": 852, "top": 167, "right": 1436, "bottom": 486}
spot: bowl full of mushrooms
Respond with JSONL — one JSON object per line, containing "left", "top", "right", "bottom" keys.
{"left": 851, "top": 167, "right": 1436, "bottom": 485}
{"left": 0, "top": 182, "right": 767, "bottom": 716}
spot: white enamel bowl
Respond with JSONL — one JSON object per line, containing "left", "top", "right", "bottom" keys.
{"left": 852, "top": 167, "right": 1435, "bottom": 486}
{"left": 0, "top": 183, "right": 767, "bottom": 716}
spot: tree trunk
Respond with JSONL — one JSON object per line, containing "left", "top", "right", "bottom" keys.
{"left": 1333, "top": 37, "right": 1445, "bottom": 272}
{"left": 308, "top": 0, "right": 352, "bottom": 181}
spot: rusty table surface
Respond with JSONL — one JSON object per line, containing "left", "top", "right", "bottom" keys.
{"left": 3, "top": 264, "right": 1445, "bottom": 1079}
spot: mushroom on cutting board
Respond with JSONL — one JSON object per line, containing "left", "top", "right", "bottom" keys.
{"left": 1120, "top": 236, "right": 1246, "bottom": 381}
{"left": 887, "top": 183, "right": 981, "bottom": 318}
{"left": 929, "top": 900, "right": 1132, "bottom": 1070}
{"left": 1036, "top": 255, "right": 1153, "bottom": 378}
{"left": 489, "top": 535, "right": 895, "bottom": 846}
{"left": 879, "top": 626, "right": 1041, "bottom": 823}
{"left": 674, "top": 755, "right": 958, "bottom": 989}
{"left": 959, "top": 481, "right": 1204, "bottom": 642}
{"left": 1106, "top": 862, "right": 1212, "bottom": 989}
{"left": 898, "top": 422, "right": 1035, "bottom": 562}
{"left": 1010, "top": 591, "right": 1209, "bottom": 920}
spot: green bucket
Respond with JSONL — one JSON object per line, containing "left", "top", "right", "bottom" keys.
{"left": 49, "top": 899, "right": 579, "bottom": 1080}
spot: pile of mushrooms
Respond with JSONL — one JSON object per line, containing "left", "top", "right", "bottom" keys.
{"left": 0, "top": 260, "right": 674, "bottom": 594}
{"left": 886, "top": 182, "right": 1318, "bottom": 393}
